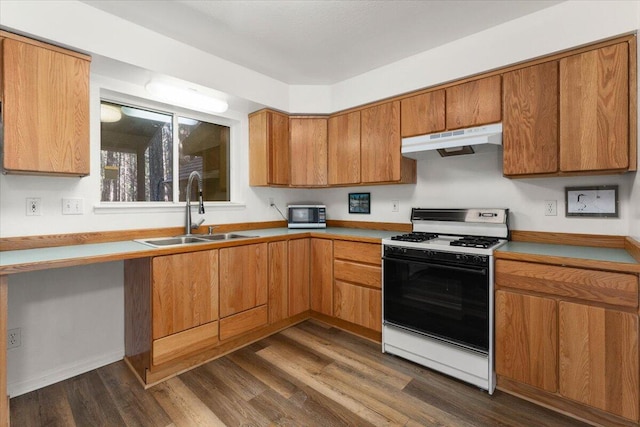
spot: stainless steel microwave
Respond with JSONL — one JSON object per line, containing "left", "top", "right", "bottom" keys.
{"left": 287, "top": 205, "right": 326, "bottom": 228}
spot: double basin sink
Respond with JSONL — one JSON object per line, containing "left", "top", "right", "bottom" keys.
{"left": 136, "top": 233, "right": 255, "bottom": 248}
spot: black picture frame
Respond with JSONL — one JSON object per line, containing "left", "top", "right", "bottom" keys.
{"left": 565, "top": 185, "right": 619, "bottom": 218}
{"left": 349, "top": 192, "right": 370, "bottom": 214}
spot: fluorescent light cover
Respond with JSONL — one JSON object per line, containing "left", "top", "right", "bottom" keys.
{"left": 100, "top": 104, "right": 122, "bottom": 122}
{"left": 121, "top": 107, "right": 171, "bottom": 123}
{"left": 146, "top": 80, "right": 228, "bottom": 113}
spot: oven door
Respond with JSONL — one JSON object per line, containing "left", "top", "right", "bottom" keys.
{"left": 383, "top": 252, "right": 489, "bottom": 352}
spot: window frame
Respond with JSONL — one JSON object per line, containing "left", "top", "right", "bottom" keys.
{"left": 95, "top": 90, "right": 243, "bottom": 214}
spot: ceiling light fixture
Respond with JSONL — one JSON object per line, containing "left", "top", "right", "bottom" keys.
{"left": 100, "top": 104, "right": 122, "bottom": 122}
{"left": 145, "top": 80, "right": 229, "bottom": 114}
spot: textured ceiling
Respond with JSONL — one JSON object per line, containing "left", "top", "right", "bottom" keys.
{"left": 82, "top": 0, "right": 563, "bottom": 85}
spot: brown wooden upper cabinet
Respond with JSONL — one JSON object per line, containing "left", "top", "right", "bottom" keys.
{"left": 328, "top": 111, "right": 361, "bottom": 185}
{"left": 290, "top": 117, "right": 328, "bottom": 186}
{"left": 560, "top": 42, "right": 630, "bottom": 172}
{"left": 361, "top": 101, "right": 403, "bottom": 183}
{"left": 502, "top": 61, "right": 559, "bottom": 176}
{"left": 503, "top": 41, "right": 635, "bottom": 177}
{"left": 249, "top": 109, "right": 290, "bottom": 186}
{"left": 400, "top": 90, "right": 446, "bottom": 138}
{"left": 1, "top": 33, "right": 91, "bottom": 176}
{"left": 446, "top": 75, "right": 502, "bottom": 130}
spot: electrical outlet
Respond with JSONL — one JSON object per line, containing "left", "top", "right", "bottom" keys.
{"left": 544, "top": 200, "right": 557, "bottom": 216}
{"left": 7, "top": 328, "right": 21, "bottom": 349}
{"left": 392, "top": 200, "right": 399, "bottom": 212}
{"left": 268, "top": 197, "right": 274, "bottom": 207}
{"left": 26, "top": 198, "right": 42, "bottom": 216}
{"left": 62, "top": 198, "right": 84, "bottom": 215}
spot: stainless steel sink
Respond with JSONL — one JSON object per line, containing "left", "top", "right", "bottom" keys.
{"left": 135, "top": 233, "right": 255, "bottom": 248}
{"left": 195, "top": 233, "right": 254, "bottom": 241}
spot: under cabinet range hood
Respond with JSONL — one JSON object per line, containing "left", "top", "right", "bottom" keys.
{"left": 402, "top": 123, "right": 502, "bottom": 158}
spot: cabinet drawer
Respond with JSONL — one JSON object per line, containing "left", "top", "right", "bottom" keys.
{"left": 496, "top": 260, "right": 639, "bottom": 308}
{"left": 334, "top": 241, "right": 381, "bottom": 265}
{"left": 334, "top": 259, "right": 381, "bottom": 289}
{"left": 334, "top": 280, "right": 381, "bottom": 332}
{"left": 152, "top": 321, "right": 219, "bottom": 366}
{"left": 219, "top": 305, "right": 268, "bottom": 341}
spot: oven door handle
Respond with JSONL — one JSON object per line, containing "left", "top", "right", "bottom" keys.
{"left": 382, "top": 256, "right": 488, "bottom": 275}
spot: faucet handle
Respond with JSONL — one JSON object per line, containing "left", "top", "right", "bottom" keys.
{"left": 192, "top": 218, "right": 205, "bottom": 230}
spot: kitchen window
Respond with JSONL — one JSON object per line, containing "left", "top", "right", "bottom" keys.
{"left": 100, "top": 100, "right": 230, "bottom": 203}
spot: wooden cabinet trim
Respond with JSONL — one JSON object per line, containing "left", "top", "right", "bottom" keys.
{"left": 0, "top": 30, "right": 90, "bottom": 61}
{"left": 152, "top": 321, "right": 219, "bottom": 366}
{"left": 219, "top": 305, "right": 268, "bottom": 341}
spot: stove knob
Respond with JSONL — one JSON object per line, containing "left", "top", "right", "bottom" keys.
{"left": 472, "top": 256, "right": 481, "bottom": 264}
{"left": 460, "top": 254, "right": 469, "bottom": 262}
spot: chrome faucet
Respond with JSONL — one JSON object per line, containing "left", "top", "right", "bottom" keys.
{"left": 185, "top": 171, "right": 205, "bottom": 235}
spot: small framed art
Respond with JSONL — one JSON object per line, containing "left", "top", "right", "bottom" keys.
{"left": 349, "top": 192, "right": 370, "bottom": 214}
{"left": 565, "top": 185, "right": 618, "bottom": 217}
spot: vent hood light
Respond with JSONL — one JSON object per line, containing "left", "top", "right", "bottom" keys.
{"left": 402, "top": 123, "right": 502, "bottom": 159}
{"left": 145, "top": 80, "right": 228, "bottom": 113}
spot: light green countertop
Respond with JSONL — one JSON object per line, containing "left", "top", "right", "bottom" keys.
{"left": 0, "top": 227, "right": 398, "bottom": 273}
{"left": 497, "top": 241, "right": 639, "bottom": 265}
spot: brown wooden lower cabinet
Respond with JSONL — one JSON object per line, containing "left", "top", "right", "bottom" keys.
{"left": 123, "top": 237, "right": 384, "bottom": 387}
{"left": 495, "top": 259, "right": 640, "bottom": 425}
{"left": 332, "top": 240, "right": 382, "bottom": 332}
{"left": 310, "top": 238, "right": 333, "bottom": 315}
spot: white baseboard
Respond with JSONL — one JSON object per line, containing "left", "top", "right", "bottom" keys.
{"left": 7, "top": 350, "right": 124, "bottom": 398}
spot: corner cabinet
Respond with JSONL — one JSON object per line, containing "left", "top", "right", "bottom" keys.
{"left": 249, "top": 109, "right": 290, "bottom": 186}
{"left": 290, "top": 117, "right": 328, "bottom": 187}
{"left": 1, "top": 32, "right": 90, "bottom": 176}
{"left": 503, "top": 39, "right": 637, "bottom": 177}
{"left": 495, "top": 259, "right": 639, "bottom": 425}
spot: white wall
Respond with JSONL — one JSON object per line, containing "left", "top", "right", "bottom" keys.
{"left": 1, "top": 0, "right": 639, "bottom": 396}
{"left": 6, "top": 262, "right": 123, "bottom": 396}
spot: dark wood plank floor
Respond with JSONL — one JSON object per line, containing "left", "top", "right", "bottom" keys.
{"left": 10, "top": 320, "right": 588, "bottom": 426}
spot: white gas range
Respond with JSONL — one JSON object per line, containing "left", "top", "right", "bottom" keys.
{"left": 381, "top": 208, "right": 509, "bottom": 394}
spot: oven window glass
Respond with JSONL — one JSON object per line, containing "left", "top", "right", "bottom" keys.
{"left": 383, "top": 256, "right": 489, "bottom": 352}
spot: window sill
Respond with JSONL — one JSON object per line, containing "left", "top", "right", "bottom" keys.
{"left": 94, "top": 202, "right": 246, "bottom": 215}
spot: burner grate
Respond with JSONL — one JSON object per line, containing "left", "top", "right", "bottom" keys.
{"left": 390, "top": 232, "right": 438, "bottom": 243}
{"left": 450, "top": 236, "right": 501, "bottom": 249}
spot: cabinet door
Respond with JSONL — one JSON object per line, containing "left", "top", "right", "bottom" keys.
{"left": 446, "top": 75, "right": 501, "bottom": 130}
{"left": 328, "top": 111, "right": 361, "bottom": 185}
{"left": 310, "top": 238, "right": 333, "bottom": 316}
{"left": 400, "top": 90, "right": 445, "bottom": 137}
{"left": 3, "top": 38, "right": 90, "bottom": 175}
{"left": 559, "top": 301, "right": 639, "bottom": 420}
{"left": 268, "top": 240, "right": 288, "bottom": 324}
{"left": 152, "top": 250, "right": 218, "bottom": 339}
{"left": 288, "top": 239, "right": 310, "bottom": 316}
{"left": 249, "top": 110, "right": 289, "bottom": 186}
{"left": 290, "top": 117, "right": 328, "bottom": 186}
{"left": 361, "top": 101, "right": 401, "bottom": 183}
{"left": 219, "top": 243, "right": 268, "bottom": 318}
{"left": 334, "top": 281, "right": 381, "bottom": 332}
{"left": 503, "top": 61, "right": 559, "bottom": 176}
{"left": 560, "top": 43, "right": 629, "bottom": 172}
{"left": 495, "top": 290, "right": 558, "bottom": 392}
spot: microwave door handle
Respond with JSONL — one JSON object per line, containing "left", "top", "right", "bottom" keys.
{"left": 382, "top": 256, "right": 487, "bottom": 276}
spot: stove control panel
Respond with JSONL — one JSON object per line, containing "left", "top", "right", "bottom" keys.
{"left": 384, "top": 245, "right": 489, "bottom": 267}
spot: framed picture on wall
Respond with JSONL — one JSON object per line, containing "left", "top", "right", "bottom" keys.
{"left": 565, "top": 185, "right": 618, "bottom": 217}
{"left": 349, "top": 192, "right": 370, "bottom": 214}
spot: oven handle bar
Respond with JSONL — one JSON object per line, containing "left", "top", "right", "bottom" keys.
{"left": 382, "top": 256, "right": 488, "bottom": 276}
